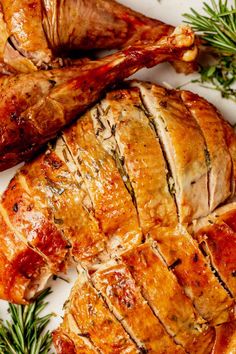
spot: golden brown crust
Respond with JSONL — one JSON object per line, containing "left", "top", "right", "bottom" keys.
{"left": 0, "top": 173, "right": 69, "bottom": 273}
{"left": 92, "top": 261, "right": 185, "bottom": 353}
{"left": 63, "top": 112, "right": 142, "bottom": 255}
{"left": 194, "top": 208, "right": 236, "bottom": 298}
{"left": 66, "top": 266, "right": 139, "bottom": 354}
{"left": 0, "top": 213, "right": 49, "bottom": 304}
{"left": 212, "top": 321, "right": 236, "bottom": 354}
{"left": 101, "top": 87, "right": 178, "bottom": 233}
{"left": 150, "top": 225, "right": 234, "bottom": 326}
{"left": 53, "top": 313, "right": 99, "bottom": 354}
{"left": 121, "top": 242, "right": 215, "bottom": 354}
{"left": 22, "top": 146, "right": 107, "bottom": 266}
{"left": 52, "top": 329, "right": 77, "bottom": 354}
{"left": 2, "top": 0, "right": 52, "bottom": 66}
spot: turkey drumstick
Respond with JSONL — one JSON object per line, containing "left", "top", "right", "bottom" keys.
{"left": 0, "top": 0, "right": 197, "bottom": 74}
{"left": 0, "top": 25, "right": 197, "bottom": 172}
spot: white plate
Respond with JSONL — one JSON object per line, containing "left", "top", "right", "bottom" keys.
{"left": 0, "top": 0, "right": 235, "bottom": 351}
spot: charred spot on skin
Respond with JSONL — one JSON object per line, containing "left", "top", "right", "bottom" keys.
{"left": 54, "top": 217, "right": 64, "bottom": 225}
{"left": 193, "top": 253, "right": 198, "bottom": 263}
{"left": 204, "top": 148, "right": 211, "bottom": 170}
{"left": 10, "top": 112, "right": 18, "bottom": 121}
{"left": 62, "top": 148, "right": 69, "bottom": 163}
{"left": 48, "top": 79, "right": 57, "bottom": 87}
{"left": 232, "top": 270, "right": 236, "bottom": 277}
{"left": 140, "top": 347, "right": 149, "bottom": 354}
{"left": 78, "top": 332, "right": 90, "bottom": 339}
{"left": 51, "top": 159, "right": 62, "bottom": 169}
{"left": 159, "top": 100, "right": 168, "bottom": 109}
{"left": 169, "top": 258, "right": 182, "bottom": 270}
{"left": 12, "top": 203, "right": 18, "bottom": 212}
{"left": 171, "top": 314, "right": 178, "bottom": 322}
{"left": 27, "top": 204, "right": 33, "bottom": 212}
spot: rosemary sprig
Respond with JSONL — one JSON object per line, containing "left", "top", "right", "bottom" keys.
{"left": 184, "top": 0, "right": 236, "bottom": 55}
{"left": 194, "top": 55, "right": 236, "bottom": 102}
{"left": 183, "top": 0, "right": 236, "bottom": 102}
{"left": 0, "top": 289, "right": 53, "bottom": 354}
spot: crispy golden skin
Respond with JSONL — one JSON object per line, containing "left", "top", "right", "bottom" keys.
{"left": 99, "top": 87, "right": 178, "bottom": 232}
{"left": 63, "top": 112, "right": 142, "bottom": 255}
{"left": 194, "top": 205, "right": 236, "bottom": 298}
{"left": 0, "top": 0, "right": 197, "bottom": 73}
{"left": 0, "top": 174, "right": 69, "bottom": 273}
{"left": 92, "top": 261, "right": 185, "bottom": 353}
{"left": 0, "top": 212, "right": 50, "bottom": 304}
{"left": 181, "top": 91, "right": 232, "bottom": 211}
{"left": 0, "top": 27, "right": 197, "bottom": 171}
{"left": 150, "top": 225, "right": 234, "bottom": 326}
{"left": 21, "top": 144, "right": 108, "bottom": 267}
{"left": 0, "top": 81, "right": 235, "bottom": 354}
{"left": 65, "top": 266, "right": 139, "bottom": 354}
{"left": 53, "top": 313, "right": 99, "bottom": 354}
{"left": 212, "top": 321, "right": 236, "bottom": 354}
{"left": 121, "top": 242, "right": 215, "bottom": 354}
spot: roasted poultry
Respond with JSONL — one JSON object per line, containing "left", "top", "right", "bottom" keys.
{"left": 0, "top": 0, "right": 197, "bottom": 74}
{"left": 0, "top": 25, "right": 197, "bottom": 172}
{"left": 0, "top": 80, "right": 235, "bottom": 353}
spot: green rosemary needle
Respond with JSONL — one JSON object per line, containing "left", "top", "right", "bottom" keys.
{"left": 183, "top": 0, "right": 236, "bottom": 101}
{"left": 0, "top": 288, "right": 53, "bottom": 354}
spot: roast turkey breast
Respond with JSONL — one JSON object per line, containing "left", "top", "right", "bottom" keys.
{"left": 0, "top": 81, "right": 235, "bottom": 353}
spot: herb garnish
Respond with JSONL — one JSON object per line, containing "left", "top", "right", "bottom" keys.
{"left": 183, "top": 0, "right": 236, "bottom": 102}
{"left": 0, "top": 289, "right": 53, "bottom": 354}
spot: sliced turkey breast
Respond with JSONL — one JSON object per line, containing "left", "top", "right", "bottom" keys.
{"left": 193, "top": 203, "right": 236, "bottom": 298}
{"left": 181, "top": 91, "right": 232, "bottom": 211}
{"left": 63, "top": 111, "right": 142, "bottom": 255}
{"left": 121, "top": 242, "right": 215, "bottom": 354}
{"left": 0, "top": 173, "right": 69, "bottom": 273}
{"left": 53, "top": 313, "right": 99, "bottom": 354}
{"left": 62, "top": 265, "right": 139, "bottom": 354}
{"left": 149, "top": 225, "right": 234, "bottom": 326}
{"left": 0, "top": 213, "right": 50, "bottom": 304}
{"left": 92, "top": 87, "right": 178, "bottom": 233}
{"left": 134, "top": 82, "right": 209, "bottom": 223}
{"left": 22, "top": 141, "right": 109, "bottom": 268}
{"left": 221, "top": 120, "right": 236, "bottom": 196}
{"left": 92, "top": 260, "right": 185, "bottom": 353}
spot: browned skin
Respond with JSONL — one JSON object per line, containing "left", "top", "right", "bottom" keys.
{"left": 92, "top": 261, "right": 185, "bottom": 353}
{"left": 53, "top": 313, "right": 99, "bottom": 353}
{"left": 150, "top": 225, "right": 234, "bottom": 326}
{"left": 212, "top": 321, "right": 236, "bottom": 354}
{"left": 52, "top": 330, "right": 77, "bottom": 354}
{"left": 0, "top": 173, "right": 69, "bottom": 273}
{"left": 121, "top": 243, "right": 215, "bottom": 354}
{"left": 0, "top": 26, "right": 197, "bottom": 171}
{"left": 1, "top": 81, "right": 235, "bottom": 352}
{"left": 195, "top": 209, "right": 236, "bottom": 298}
{"left": 0, "top": 213, "right": 49, "bottom": 304}
{"left": 0, "top": 0, "right": 197, "bottom": 74}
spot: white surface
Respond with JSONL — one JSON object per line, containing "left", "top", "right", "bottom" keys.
{"left": 0, "top": 0, "right": 235, "bottom": 351}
